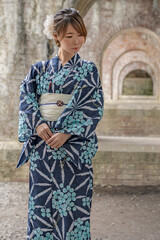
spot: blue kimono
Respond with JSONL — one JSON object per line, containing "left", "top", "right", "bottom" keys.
{"left": 17, "top": 52, "right": 104, "bottom": 240}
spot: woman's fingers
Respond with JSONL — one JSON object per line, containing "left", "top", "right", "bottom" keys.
{"left": 49, "top": 140, "right": 57, "bottom": 148}
{"left": 51, "top": 143, "right": 61, "bottom": 149}
{"left": 42, "top": 125, "right": 53, "bottom": 139}
{"left": 36, "top": 123, "right": 53, "bottom": 140}
{"left": 42, "top": 133, "right": 50, "bottom": 141}
{"left": 45, "top": 133, "right": 70, "bottom": 149}
{"left": 46, "top": 136, "right": 61, "bottom": 148}
{"left": 46, "top": 128, "right": 53, "bottom": 138}
{"left": 46, "top": 135, "right": 55, "bottom": 144}
{"left": 44, "top": 131, "right": 52, "bottom": 140}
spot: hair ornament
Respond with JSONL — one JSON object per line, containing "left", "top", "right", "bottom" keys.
{"left": 43, "top": 14, "right": 54, "bottom": 39}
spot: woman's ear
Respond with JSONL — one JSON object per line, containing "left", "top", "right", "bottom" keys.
{"left": 53, "top": 33, "right": 61, "bottom": 47}
{"left": 53, "top": 33, "right": 58, "bottom": 41}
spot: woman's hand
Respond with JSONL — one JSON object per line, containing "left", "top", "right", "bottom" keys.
{"left": 36, "top": 123, "right": 53, "bottom": 141}
{"left": 46, "top": 132, "right": 72, "bottom": 149}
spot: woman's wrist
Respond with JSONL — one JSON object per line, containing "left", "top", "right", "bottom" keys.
{"left": 60, "top": 132, "right": 72, "bottom": 140}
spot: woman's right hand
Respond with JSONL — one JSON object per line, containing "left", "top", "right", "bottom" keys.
{"left": 36, "top": 123, "right": 53, "bottom": 141}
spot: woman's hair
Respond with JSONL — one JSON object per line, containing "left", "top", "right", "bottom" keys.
{"left": 43, "top": 8, "right": 87, "bottom": 47}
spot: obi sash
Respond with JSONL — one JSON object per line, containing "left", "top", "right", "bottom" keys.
{"left": 39, "top": 93, "right": 72, "bottom": 121}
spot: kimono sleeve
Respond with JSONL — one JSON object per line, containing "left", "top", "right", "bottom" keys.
{"left": 18, "top": 64, "right": 46, "bottom": 142}
{"left": 54, "top": 63, "right": 104, "bottom": 139}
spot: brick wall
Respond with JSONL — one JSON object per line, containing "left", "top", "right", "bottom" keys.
{"left": 93, "top": 151, "right": 160, "bottom": 186}
{"left": 97, "top": 107, "right": 160, "bottom": 137}
{"left": 1, "top": 140, "right": 160, "bottom": 187}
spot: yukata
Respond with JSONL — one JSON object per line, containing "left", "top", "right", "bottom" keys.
{"left": 17, "top": 52, "right": 104, "bottom": 240}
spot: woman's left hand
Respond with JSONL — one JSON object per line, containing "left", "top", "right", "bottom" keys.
{"left": 46, "top": 132, "right": 72, "bottom": 149}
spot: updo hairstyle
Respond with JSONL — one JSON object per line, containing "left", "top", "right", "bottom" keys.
{"left": 43, "top": 8, "right": 87, "bottom": 47}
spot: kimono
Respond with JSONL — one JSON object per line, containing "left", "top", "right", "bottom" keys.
{"left": 17, "top": 52, "right": 104, "bottom": 240}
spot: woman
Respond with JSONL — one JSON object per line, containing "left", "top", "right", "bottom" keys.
{"left": 17, "top": 7, "right": 104, "bottom": 240}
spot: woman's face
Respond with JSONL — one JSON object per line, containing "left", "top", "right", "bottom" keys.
{"left": 55, "top": 23, "right": 85, "bottom": 54}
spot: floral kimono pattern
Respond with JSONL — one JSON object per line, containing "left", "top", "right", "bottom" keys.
{"left": 17, "top": 52, "right": 104, "bottom": 240}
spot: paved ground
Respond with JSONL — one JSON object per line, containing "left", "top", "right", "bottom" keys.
{"left": 0, "top": 182, "right": 160, "bottom": 240}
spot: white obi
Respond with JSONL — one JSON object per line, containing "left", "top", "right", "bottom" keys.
{"left": 39, "top": 93, "right": 72, "bottom": 121}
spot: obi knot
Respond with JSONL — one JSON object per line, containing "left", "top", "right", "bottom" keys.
{"left": 56, "top": 100, "right": 64, "bottom": 106}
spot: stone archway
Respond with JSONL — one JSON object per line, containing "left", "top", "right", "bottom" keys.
{"left": 73, "top": 0, "right": 97, "bottom": 17}
{"left": 101, "top": 27, "right": 160, "bottom": 102}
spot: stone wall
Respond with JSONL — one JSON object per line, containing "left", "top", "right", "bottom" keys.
{"left": 0, "top": 0, "right": 63, "bottom": 141}
{"left": 93, "top": 151, "right": 160, "bottom": 186}
{"left": 97, "top": 107, "right": 160, "bottom": 137}
{"left": 0, "top": 0, "right": 68, "bottom": 182}
{"left": 80, "top": 0, "right": 160, "bottom": 138}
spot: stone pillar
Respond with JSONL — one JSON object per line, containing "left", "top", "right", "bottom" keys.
{"left": 0, "top": 0, "right": 65, "bottom": 181}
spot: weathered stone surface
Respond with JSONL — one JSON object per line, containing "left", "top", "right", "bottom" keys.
{"left": 93, "top": 150, "right": 160, "bottom": 186}
{"left": 97, "top": 107, "right": 160, "bottom": 136}
{"left": 0, "top": 141, "right": 29, "bottom": 182}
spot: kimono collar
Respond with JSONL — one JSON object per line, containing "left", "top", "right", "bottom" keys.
{"left": 51, "top": 52, "right": 81, "bottom": 72}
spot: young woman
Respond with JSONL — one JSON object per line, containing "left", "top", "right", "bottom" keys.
{"left": 17, "top": 7, "right": 104, "bottom": 240}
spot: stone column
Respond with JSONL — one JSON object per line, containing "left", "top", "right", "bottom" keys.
{"left": 0, "top": 0, "right": 64, "bottom": 181}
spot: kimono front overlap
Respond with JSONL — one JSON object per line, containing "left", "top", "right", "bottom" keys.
{"left": 17, "top": 52, "right": 104, "bottom": 170}
{"left": 17, "top": 52, "right": 104, "bottom": 239}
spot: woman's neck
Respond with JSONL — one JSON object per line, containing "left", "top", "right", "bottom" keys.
{"left": 58, "top": 48, "right": 74, "bottom": 66}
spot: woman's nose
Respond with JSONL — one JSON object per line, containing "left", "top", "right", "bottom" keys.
{"left": 73, "top": 37, "right": 79, "bottom": 44}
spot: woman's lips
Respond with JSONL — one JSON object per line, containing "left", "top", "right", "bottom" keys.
{"left": 73, "top": 47, "right": 79, "bottom": 50}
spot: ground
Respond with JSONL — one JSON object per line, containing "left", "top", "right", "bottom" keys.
{"left": 0, "top": 182, "right": 160, "bottom": 240}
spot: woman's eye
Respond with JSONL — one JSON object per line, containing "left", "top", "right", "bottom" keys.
{"left": 66, "top": 36, "right": 72, "bottom": 38}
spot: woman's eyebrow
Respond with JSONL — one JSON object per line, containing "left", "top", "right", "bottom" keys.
{"left": 65, "top": 32, "right": 74, "bottom": 35}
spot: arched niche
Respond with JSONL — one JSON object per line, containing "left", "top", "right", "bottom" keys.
{"left": 101, "top": 27, "right": 160, "bottom": 102}
{"left": 122, "top": 70, "right": 153, "bottom": 96}
{"left": 112, "top": 50, "right": 158, "bottom": 100}
{"left": 119, "top": 62, "right": 155, "bottom": 99}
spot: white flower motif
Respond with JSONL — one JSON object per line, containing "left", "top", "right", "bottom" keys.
{"left": 43, "top": 14, "right": 54, "bottom": 39}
